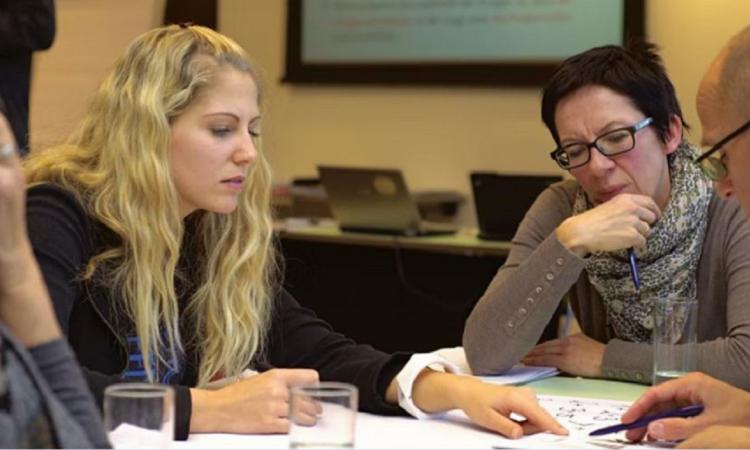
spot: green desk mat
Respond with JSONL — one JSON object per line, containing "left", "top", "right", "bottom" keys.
{"left": 526, "top": 376, "right": 648, "bottom": 402}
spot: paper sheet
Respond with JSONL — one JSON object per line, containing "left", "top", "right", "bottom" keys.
{"left": 478, "top": 365, "right": 559, "bottom": 385}
{"left": 437, "top": 346, "right": 559, "bottom": 385}
{"left": 492, "top": 395, "right": 669, "bottom": 450}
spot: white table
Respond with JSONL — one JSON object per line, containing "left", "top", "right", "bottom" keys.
{"left": 172, "top": 377, "right": 650, "bottom": 449}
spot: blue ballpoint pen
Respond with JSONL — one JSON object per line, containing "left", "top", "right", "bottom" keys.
{"left": 589, "top": 404, "right": 704, "bottom": 436}
{"left": 627, "top": 248, "right": 640, "bottom": 294}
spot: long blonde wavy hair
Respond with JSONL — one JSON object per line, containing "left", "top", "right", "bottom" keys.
{"left": 24, "top": 25, "right": 276, "bottom": 386}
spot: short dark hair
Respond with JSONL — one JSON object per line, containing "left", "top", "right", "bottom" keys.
{"left": 541, "top": 41, "right": 687, "bottom": 147}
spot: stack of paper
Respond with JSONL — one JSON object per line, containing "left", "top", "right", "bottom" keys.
{"left": 436, "top": 346, "right": 559, "bottom": 385}
{"left": 479, "top": 365, "right": 559, "bottom": 385}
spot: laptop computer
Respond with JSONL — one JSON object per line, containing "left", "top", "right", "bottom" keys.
{"left": 471, "top": 172, "right": 563, "bottom": 241}
{"left": 318, "top": 166, "right": 457, "bottom": 237}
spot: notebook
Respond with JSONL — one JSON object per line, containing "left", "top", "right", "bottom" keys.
{"left": 471, "top": 172, "right": 562, "bottom": 241}
{"left": 318, "top": 166, "right": 457, "bottom": 237}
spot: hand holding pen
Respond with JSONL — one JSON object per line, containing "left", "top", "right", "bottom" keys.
{"left": 590, "top": 404, "right": 703, "bottom": 437}
{"left": 620, "top": 373, "right": 750, "bottom": 444}
{"left": 555, "top": 194, "right": 660, "bottom": 259}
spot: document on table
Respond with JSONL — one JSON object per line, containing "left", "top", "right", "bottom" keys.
{"left": 491, "top": 395, "right": 667, "bottom": 450}
{"left": 354, "top": 394, "right": 667, "bottom": 449}
{"left": 436, "top": 346, "right": 559, "bottom": 384}
{"left": 478, "top": 365, "right": 559, "bottom": 385}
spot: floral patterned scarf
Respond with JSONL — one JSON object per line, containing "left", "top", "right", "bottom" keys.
{"left": 572, "top": 141, "right": 711, "bottom": 342}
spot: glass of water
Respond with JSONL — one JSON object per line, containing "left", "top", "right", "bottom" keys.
{"left": 652, "top": 297, "right": 698, "bottom": 385}
{"left": 103, "top": 383, "right": 174, "bottom": 449}
{"left": 289, "top": 382, "right": 358, "bottom": 449}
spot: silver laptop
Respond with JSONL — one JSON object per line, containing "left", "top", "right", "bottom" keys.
{"left": 317, "top": 166, "right": 456, "bottom": 237}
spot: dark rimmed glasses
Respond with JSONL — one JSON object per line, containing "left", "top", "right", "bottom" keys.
{"left": 550, "top": 117, "right": 654, "bottom": 170}
{"left": 694, "top": 118, "right": 750, "bottom": 181}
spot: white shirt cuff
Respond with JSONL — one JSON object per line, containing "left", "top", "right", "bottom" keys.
{"left": 395, "top": 352, "right": 461, "bottom": 420}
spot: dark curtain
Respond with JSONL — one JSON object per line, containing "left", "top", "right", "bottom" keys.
{"left": 163, "top": 0, "right": 217, "bottom": 30}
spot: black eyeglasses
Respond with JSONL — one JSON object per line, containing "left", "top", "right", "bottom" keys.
{"left": 694, "top": 118, "right": 750, "bottom": 181}
{"left": 550, "top": 117, "right": 654, "bottom": 170}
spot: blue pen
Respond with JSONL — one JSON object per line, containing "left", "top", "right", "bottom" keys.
{"left": 589, "top": 404, "right": 704, "bottom": 436}
{"left": 627, "top": 248, "right": 640, "bottom": 294}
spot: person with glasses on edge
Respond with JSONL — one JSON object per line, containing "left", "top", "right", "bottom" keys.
{"left": 463, "top": 41, "right": 750, "bottom": 391}
{"left": 617, "top": 25, "right": 750, "bottom": 450}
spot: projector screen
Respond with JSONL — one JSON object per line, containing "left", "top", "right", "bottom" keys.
{"left": 284, "top": 0, "right": 645, "bottom": 85}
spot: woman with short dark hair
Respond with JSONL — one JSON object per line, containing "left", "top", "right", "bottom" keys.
{"left": 465, "top": 42, "right": 750, "bottom": 390}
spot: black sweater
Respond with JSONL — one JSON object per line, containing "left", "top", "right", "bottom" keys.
{"left": 26, "top": 184, "right": 409, "bottom": 440}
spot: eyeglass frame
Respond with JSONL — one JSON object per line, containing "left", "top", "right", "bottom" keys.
{"left": 549, "top": 117, "right": 654, "bottom": 170}
{"left": 694, "top": 117, "right": 750, "bottom": 181}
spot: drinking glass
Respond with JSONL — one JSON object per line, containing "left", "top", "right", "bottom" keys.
{"left": 103, "top": 383, "right": 174, "bottom": 449}
{"left": 288, "top": 382, "right": 358, "bottom": 449}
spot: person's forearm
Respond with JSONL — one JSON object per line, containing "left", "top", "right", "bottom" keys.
{"left": 463, "top": 234, "right": 584, "bottom": 375}
{"left": 189, "top": 388, "right": 217, "bottom": 433}
{"left": 29, "top": 340, "right": 110, "bottom": 448}
{"left": 410, "top": 371, "right": 467, "bottom": 413}
{"left": 0, "top": 245, "right": 62, "bottom": 347}
{"left": 385, "top": 370, "right": 470, "bottom": 413}
{"left": 601, "top": 339, "right": 653, "bottom": 383}
{"left": 690, "top": 339, "right": 750, "bottom": 391}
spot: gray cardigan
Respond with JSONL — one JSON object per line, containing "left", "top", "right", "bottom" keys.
{"left": 0, "top": 323, "right": 109, "bottom": 448}
{"left": 464, "top": 180, "right": 750, "bottom": 389}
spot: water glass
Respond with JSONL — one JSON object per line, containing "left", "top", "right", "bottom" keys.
{"left": 652, "top": 298, "right": 698, "bottom": 385}
{"left": 289, "top": 382, "right": 358, "bottom": 449}
{"left": 103, "top": 383, "right": 174, "bottom": 449}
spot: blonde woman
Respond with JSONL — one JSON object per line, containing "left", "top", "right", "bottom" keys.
{"left": 24, "top": 25, "right": 567, "bottom": 440}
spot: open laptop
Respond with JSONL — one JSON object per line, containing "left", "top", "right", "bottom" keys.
{"left": 318, "top": 166, "right": 457, "bottom": 237}
{"left": 471, "top": 172, "right": 562, "bottom": 241}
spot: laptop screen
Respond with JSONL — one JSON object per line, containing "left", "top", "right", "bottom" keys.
{"left": 471, "top": 172, "right": 562, "bottom": 241}
{"left": 318, "top": 166, "right": 422, "bottom": 234}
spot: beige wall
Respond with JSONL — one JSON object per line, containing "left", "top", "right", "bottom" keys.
{"left": 649, "top": 0, "right": 750, "bottom": 142}
{"left": 218, "top": 0, "right": 750, "bottom": 224}
{"left": 30, "top": 1, "right": 750, "bottom": 224}
{"left": 30, "top": 0, "right": 164, "bottom": 150}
